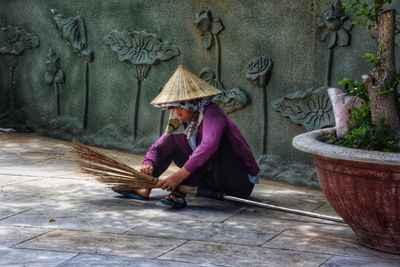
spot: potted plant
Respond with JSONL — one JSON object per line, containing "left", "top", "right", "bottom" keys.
{"left": 292, "top": 0, "right": 400, "bottom": 254}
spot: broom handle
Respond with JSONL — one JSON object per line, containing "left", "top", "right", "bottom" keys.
{"left": 176, "top": 185, "right": 198, "bottom": 196}
{"left": 177, "top": 185, "right": 225, "bottom": 199}
{"left": 177, "top": 185, "right": 344, "bottom": 224}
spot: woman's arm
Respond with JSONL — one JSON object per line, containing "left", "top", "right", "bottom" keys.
{"left": 142, "top": 134, "right": 176, "bottom": 168}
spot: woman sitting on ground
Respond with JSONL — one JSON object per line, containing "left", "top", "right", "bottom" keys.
{"left": 113, "top": 65, "right": 260, "bottom": 208}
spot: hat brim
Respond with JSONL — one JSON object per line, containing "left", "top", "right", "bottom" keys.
{"left": 150, "top": 64, "right": 222, "bottom": 105}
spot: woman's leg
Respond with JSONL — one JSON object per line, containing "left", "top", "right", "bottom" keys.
{"left": 181, "top": 139, "right": 254, "bottom": 199}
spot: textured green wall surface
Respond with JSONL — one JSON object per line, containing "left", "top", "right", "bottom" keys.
{"left": 1, "top": 0, "right": 399, "bottom": 186}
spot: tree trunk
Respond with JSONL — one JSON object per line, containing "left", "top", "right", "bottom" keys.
{"left": 363, "top": 9, "right": 400, "bottom": 138}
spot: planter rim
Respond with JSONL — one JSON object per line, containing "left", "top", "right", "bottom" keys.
{"left": 292, "top": 127, "right": 400, "bottom": 166}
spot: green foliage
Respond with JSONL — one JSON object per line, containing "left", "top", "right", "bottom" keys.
{"left": 332, "top": 0, "right": 400, "bottom": 152}
{"left": 322, "top": 105, "right": 400, "bottom": 152}
{"left": 338, "top": 78, "right": 369, "bottom": 101}
{"left": 322, "top": 124, "right": 400, "bottom": 152}
{"left": 363, "top": 52, "right": 380, "bottom": 67}
{"left": 340, "top": 119, "right": 400, "bottom": 152}
{"left": 342, "top": 0, "right": 392, "bottom": 29}
{"left": 348, "top": 103, "right": 371, "bottom": 128}
{"left": 335, "top": 75, "right": 400, "bottom": 152}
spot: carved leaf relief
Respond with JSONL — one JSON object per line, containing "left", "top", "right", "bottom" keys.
{"left": 51, "top": 9, "right": 93, "bottom": 62}
{"left": 272, "top": 86, "right": 335, "bottom": 131}
{"left": 213, "top": 88, "right": 249, "bottom": 114}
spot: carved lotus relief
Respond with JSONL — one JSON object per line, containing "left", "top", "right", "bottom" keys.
{"left": 272, "top": 87, "right": 335, "bottom": 131}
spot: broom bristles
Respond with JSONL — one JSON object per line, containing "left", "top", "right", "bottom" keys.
{"left": 71, "top": 141, "right": 159, "bottom": 191}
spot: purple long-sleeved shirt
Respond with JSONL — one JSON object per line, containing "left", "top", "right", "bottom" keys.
{"left": 143, "top": 103, "right": 260, "bottom": 176}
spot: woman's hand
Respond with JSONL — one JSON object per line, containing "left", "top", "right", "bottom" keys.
{"left": 140, "top": 164, "right": 154, "bottom": 176}
{"left": 157, "top": 167, "right": 190, "bottom": 192}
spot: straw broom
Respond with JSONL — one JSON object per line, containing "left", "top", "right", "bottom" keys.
{"left": 71, "top": 141, "right": 344, "bottom": 223}
{"left": 71, "top": 141, "right": 197, "bottom": 195}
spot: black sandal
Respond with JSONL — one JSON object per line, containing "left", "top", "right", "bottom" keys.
{"left": 160, "top": 192, "right": 187, "bottom": 209}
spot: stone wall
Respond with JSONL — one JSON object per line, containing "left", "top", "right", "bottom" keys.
{"left": 1, "top": 0, "right": 399, "bottom": 187}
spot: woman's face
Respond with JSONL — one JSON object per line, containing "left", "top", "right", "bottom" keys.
{"left": 172, "top": 107, "right": 195, "bottom": 123}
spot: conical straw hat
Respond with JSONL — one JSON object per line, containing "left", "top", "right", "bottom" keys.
{"left": 151, "top": 64, "right": 222, "bottom": 105}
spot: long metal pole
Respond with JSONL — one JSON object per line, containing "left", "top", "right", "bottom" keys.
{"left": 224, "top": 195, "right": 344, "bottom": 223}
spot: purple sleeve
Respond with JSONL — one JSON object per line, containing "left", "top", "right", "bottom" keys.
{"left": 142, "top": 134, "right": 176, "bottom": 167}
{"left": 183, "top": 109, "right": 226, "bottom": 173}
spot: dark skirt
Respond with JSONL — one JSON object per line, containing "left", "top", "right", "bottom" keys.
{"left": 152, "top": 138, "right": 254, "bottom": 199}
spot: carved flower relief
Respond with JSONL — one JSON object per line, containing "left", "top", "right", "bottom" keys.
{"left": 44, "top": 47, "right": 64, "bottom": 85}
{"left": 272, "top": 87, "right": 335, "bottom": 131}
{"left": 316, "top": 0, "right": 352, "bottom": 48}
{"left": 0, "top": 26, "right": 40, "bottom": 55}
{"left": 104, "top": 30, "right": 180, "bottom": 80}
{"left": 195, "top": 11, "right": 212, "bottom": 32}
{"left": 245, "top": 56, "right": 273, "bottom": 88}
{"left": 194, "top": 11, "right": 224, "bottom": 50}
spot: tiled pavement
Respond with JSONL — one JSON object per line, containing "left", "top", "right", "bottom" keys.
{"left": 0, "top": 132, "right": 399, "bottom": 266}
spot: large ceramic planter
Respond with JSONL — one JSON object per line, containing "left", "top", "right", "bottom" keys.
{"left": 293, "top": 128, "right": 400, "bottom": 254}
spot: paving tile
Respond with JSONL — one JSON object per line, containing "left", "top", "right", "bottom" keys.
{"left": 249, "top": 183, "right": 343, "bottom": 223}
{"left": 225, "top": 202, "right": 344, "bottom": 228}
{"left": 0, "top": 177, "right": 103, "bottom": 197}
{"left": 42, "top": 191, "right": 123, "bottom": 213}
{"left": 0, "top": 226, "right": 50, "bottom": 247}
{"left": 104, "top": 198, "right": 244, "bottom": 223}
{"left": 127, "top": 219, "right": 283, "bottom": 246}
{"left": 0, "top": 186, "right": 45, "bottom": 205}
{"left": 57, "top": 254, "right": 138, "bottom": 267}
{"left": 0, "top": 133, "right": 15, "bottom": 141}
{"left": 291, "top": 223, "right": 354, "bottom": 237}
{"left": 134, "top": 259, "right": 218, "bottom": 267}
{"left": 16, "top": 229, "right": 187, "bottom": 258}
{"left": 0, "top": 174, "right": 42, "bottom": 186}
{"left": 0, "top": 154, "right": 52, "bottom": 167}
{"left": 31, "top": 157, "right": 82, "bottom": 172}
{"left": 263, "top": 226, "right": 400, "bottom": 260}
{"left": 0, "top": 206, "right": 31, "bottom": 220}
{"left": 0, "top": 165, "right": 76, "bottom": 177}
{"left": 159, "top": 240, "right": 330, "bottom": 267}
{"left": 127, "top": 219, "right": 216, "bottom": 240}
{"left": 2, "top": 132, "right": 398, "bottom": 267}
{"left": 0, "top": 134, "right": 70, "bottom": 155}
{"left": 0, "top": 208, "right": 148, "bottom": 233}
{"left": 0, "top": 247, "right": 76, "bottom": 267}
{"left": 58, "top": 254, "right": 210, "bottom": 267}
{"left": 0, "top": 178, "right": 108, "bottom": 209}
{"left": 321, "top": 256, "right": 400, "bottom": 267}
{"left": 320, "top": 256, "right": 400, "bottom": 267}
{"left": 208, "top": 221, "right": 284, "bottom": 245}
{"left": 246, "top": 194, "right": 331, "bottom": 223}
{"left": 100, "top": 188, "right": 245, "bottom": 223}
{"left": 312, "top": 202, "right": 341, "bottom": 217}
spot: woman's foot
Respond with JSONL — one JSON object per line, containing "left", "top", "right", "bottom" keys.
{"left": 112, "top": 188, "right": 151, "bottom": 200}
{"left": 160, "top": 192, "right": 187, "bottom": 209}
